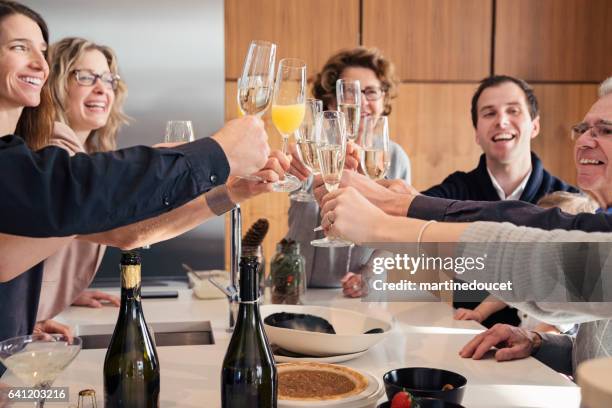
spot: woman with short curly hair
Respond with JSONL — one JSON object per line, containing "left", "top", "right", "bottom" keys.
{"left": 311, "top": 47, "right": 398, "bottom": 116}
{"left": 287, "top": 47, "right": 411, "bottom": 296}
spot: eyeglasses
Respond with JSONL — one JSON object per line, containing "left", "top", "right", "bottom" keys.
{"left": 72, "top": 69, "right": 120, "bottom": 91}
{"left": 571, "top": 121, "right": 612, "bottom": 141}
{"left": 361, "top": 87, "right": 384, "bottom": 101}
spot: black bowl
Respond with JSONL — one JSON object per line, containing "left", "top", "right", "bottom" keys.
{"left": 383, "top": 367, "right": 467, "bottom": 404}
{"left": 378, "top": 397, "right": 466, "bottom": 408}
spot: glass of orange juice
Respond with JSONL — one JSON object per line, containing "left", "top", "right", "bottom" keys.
{"left": 271, "top": 58, "right": 306, "bottom": 192}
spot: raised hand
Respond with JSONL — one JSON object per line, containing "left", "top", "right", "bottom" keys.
{"left": 345, "top": 141, "right": 360, "bottom": 171}
{"left": 376, "top": 178, "right": 419, "bottom": 195}
{"left": 287, "top": 142, "right": 310, "bottom": 181}
{"left": 320, "top": 186, "right": 389, "bottom": 244}
{"left": 227, "top": 150, "right": 291, "bottom": 202}
{"left": 212, "top": 116, "right": 270, "bottom": 177}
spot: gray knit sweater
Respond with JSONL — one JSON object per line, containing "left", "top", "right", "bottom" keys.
{"left": 459, "top": 222, "right": 612, "bottom": 375}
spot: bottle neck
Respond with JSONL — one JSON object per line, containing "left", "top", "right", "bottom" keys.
{"left": 239, "top": 261, "right": 258, "bottom": 302}
{"left": 120, "top": 264, "right": 142, "bottom": 304}
{"left": 242, "top": 245, "right": 262, "bottom": 257}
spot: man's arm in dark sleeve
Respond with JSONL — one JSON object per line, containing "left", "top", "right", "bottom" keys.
{"left": 0, "top": 135, "right": 229, "bottom": 237}
{"left": 408, "top": 195, "right": 612, "bottom": 232}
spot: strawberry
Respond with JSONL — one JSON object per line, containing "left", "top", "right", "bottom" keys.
{"left": 390, "top": 390, "right": 412, "bottom": 408}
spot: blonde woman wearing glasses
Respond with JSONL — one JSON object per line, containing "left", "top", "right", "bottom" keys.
{"left": 31, "top": 38, "right": 129, "bottom": 322}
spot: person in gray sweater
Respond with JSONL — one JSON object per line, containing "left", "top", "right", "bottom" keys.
{"left": 457, "top": 222, "right": 612, "bottom": 376}
{"left": 317, "top": 184, "right": 612, "bottom": 376}
{"left": 287, "top": 47, "right": 411, "bottom": 294}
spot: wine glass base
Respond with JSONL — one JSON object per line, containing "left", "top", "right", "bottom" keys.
{"left": 236, "top": 174, "right": 264, "bottom": 182}
{"left": 272, "top": 174, "right": 302, "bottom": 193}
{"left": 290, "top": 191, "right": 316, "bottom": 202}
{"left": 310, "top": 237, "right": 354, "bottom": 248}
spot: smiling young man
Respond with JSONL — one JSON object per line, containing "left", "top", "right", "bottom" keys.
{"left": 423, "top": 75, "right": 578, "bottom": 203}
{"left": 421, "top": 75, "right": 579, "bottom": 327}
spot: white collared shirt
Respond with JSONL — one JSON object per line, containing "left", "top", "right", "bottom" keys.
{"left": 487, "top": 167, "right": 532, "bottom": 200}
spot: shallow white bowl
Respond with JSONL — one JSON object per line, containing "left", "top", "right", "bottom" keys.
{"left": 261, "top": 304, "right": 392, "bottom": 357}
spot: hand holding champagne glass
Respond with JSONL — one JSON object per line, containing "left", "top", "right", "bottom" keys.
{"left": 336, "top": 79, "right": 361, "bottom": 141}
{"left": 311, "top": 111, "right": 353, "bottom": 248}
{"left": 359, "top": 116, "right": 389, "bottom": 180}
{"left": 234, "top": 40, "right": 276, "bottom": 182}
{"left": 290, "top": 98, "right": 323, "bottom": 202}
{"left": 271, "top": 58, "right": 306, "bottom": 192}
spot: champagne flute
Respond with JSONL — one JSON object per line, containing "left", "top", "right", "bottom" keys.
{"left": 311, "top": 111, "right": 353, "bottom": 248}
{"left": 149, "top": 120, "right": 195, "bottom": 250}
{"left": 290, "top": 98, "right": 323, "bottom": 202}
{"left": 271, "top": 58, "right": 306, "bottom": 192}
{"left": 235, "top": 40, "right": 276, "bottom": 182}
{"left": 336, "top": 79, "right": 361, "bottom": 141}
{"left": 165, "top": 120, "right": 194, "bottom": 143}
{"left": 359, "top": 115, "right": 390, "bottom": 180}
{"left": 237, "top": 40, "right": 275, "bottom": 117}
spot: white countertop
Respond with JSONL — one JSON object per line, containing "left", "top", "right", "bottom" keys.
{"left": 3, "top": 288, "right": 579, "bottom": 407}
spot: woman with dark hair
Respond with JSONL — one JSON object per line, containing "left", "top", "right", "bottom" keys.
{"left": 287, "top": 47, "right": 411, "bottom": 296}
{"left": 0, "top": 0, "right": 287, "bottom": 359}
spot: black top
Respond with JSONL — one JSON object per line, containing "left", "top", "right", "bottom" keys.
{"left": 0, "top": 134, "right": 229, "bottom": 374}
{"left": 420, "top": 152, "right": 579, "bottom": 327}
{"left": 0, "top": 135, "right": 229, "bottom": 236}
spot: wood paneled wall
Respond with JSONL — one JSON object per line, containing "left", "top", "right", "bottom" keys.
{"left": 363, "top": 0, "right": 492, "bottom": 81}
{"left": 224, "top": 0, "right": 610, "bottom": 270}
{"left": 495, "top": 0, "right": 612, "bottom": 82}
{"left": 225, "top": 0, "right": 360, "bottom": 80}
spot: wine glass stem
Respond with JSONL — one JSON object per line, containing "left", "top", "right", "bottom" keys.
{"left": 281, "top": 135, "right": 289, "bottom": 155}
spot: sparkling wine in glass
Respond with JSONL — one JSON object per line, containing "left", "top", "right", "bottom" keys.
{"left": 311, "top": 110, "right": 353, "bottom": 248}
{"left": 0, "top": 334, "right": 82, "bottom": 408}
{"left": 235, "top": 40, "right": 276, "bottom": 182}
{"left": 271, "top": 58, "right": 306, "bottom": 192}
{"left": 336, "top": 79, "right": 361, "bottom": 141}
{"left": 360, "top": 115, "right": 390, "bottom": 180}
{"left": 165, "top": 120, "right": 194, "bottom": 143}
{"left": 290, "top": 98, "right": 323, "bottom": 202}
{"left": 237, "top": 40, "right": 276, "bottom": 117}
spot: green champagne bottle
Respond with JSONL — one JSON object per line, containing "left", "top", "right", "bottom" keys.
{"left": 221, "top": 256, "right": 277, "bottom": 407}
{"left": 103, "top": 251, "right": 160, "bottom": 407}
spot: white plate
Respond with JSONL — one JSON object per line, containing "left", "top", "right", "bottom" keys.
{"left": 261, "top": 304, "right": 392, "bottom": 356}
{"left": 274, "top": 349, "right": 368, "bottom": 364}
{"left": 278, "top": 370, "right": 384, "bottom": 408}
